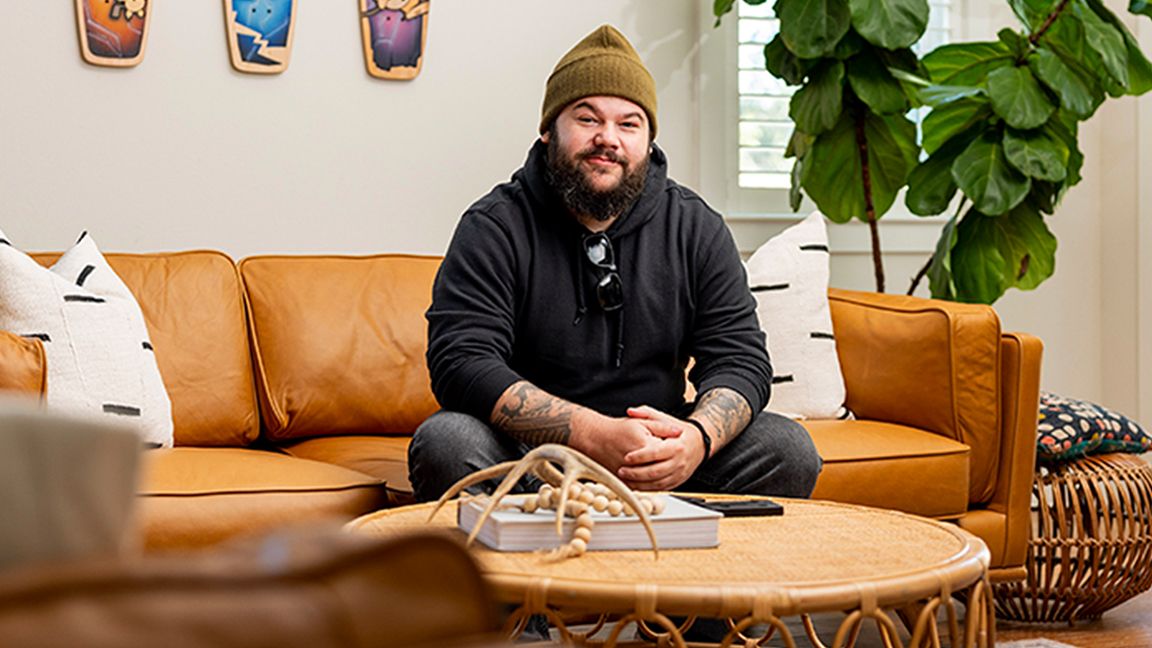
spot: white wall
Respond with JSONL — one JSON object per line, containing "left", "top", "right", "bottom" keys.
{"left": 2, "top": 1, "right": 1148, "bottom": 419}
{"left": 0, "top": 0, "right": 701, "bottom": 257}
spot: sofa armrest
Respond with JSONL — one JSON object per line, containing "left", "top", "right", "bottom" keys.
{"left": 0, "top": 331, "right": 46, "bottom": 398}
{"left": 828, "top": 288, "right": 1004, "bottom": 503}
{"left": 985, "top": 331, "right": 1042, "bottom": 568}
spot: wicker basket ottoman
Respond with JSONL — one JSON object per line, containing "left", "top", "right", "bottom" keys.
{"left": 994, "top": 453, "right": 1152, "bottom": 622}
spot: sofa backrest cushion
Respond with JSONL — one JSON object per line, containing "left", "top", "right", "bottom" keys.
{"left": 240, "top": 255, "right": 440, "bottom": 442}
{"left": 828, "top": 288, "right": 1001, "bottom": 504}
{"left": 31, "top": 251, "right": 259, "bottom": 447}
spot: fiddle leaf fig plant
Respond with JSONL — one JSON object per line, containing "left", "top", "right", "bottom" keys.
{"left": 714, "top": 0, "right": 1152, "bottom": 304}
{"left": 714, "top": 0, "right": 929, "bottom": 293}
{"left": 904, "top": 0, "right": 1152, "bottom": 303}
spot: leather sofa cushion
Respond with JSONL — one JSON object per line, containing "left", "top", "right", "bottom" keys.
{"left": 138, "top": 448, "right": 388, "bottom": 550}
{"left": 240, "top": 256, "right": 441, "bottom": 442}
{"left": 805, "top": 420, "right": 970, "bottom": 519}
{"left": 282, "top": 436, "right": 414, "bottom": 505}
{"left": 829, "top": 289, "right": 1000, "bottom": 504}
{"left": 32, "top": 252, "right": 259, "bottom": 447}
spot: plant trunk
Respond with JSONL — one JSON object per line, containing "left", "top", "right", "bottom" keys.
{"left": 853, "top": 110, "right": 885, "bottom": 293}
{"left": 908, "top": 256, "right": 932, "bottom": 296}
{"left": 1029, "top": 0, "right": 1072, "bottom": 45}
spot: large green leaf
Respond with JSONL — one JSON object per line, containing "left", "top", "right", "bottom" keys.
{"left": 1010, "top": 202, "right": 1058, "bottom": 292}
{"left": 922, "top": 41, "right": 1014, "bottom": 86}
{"left": 765, "top": 35, "right": 814, "bottom": 85}
{"left": 777, "top": 0, "right": 853, "bottom": 58}
{"left": 950, "top": 204, "right": 1057, "bottom": 303}
{"left": 1046, "top": 110, "right": 1084, "bottom": 186}
{"left": 928, "top": 213, "right": 960, "bottom": 300}
{"left": 952, "top": 131, "right": 1032, "bottom": 215}
{"left": 1029, "top": 47, "right": 1104, "bottom": 118}
{"left": 849, "top": 0, "right": 929, "bottom": 49}
{"left": 802, "top": 115, "right": 862, "bottom": 223}
{"left": 789, "top": 61, "right": 845, "bottom": 134}
{"left": 1044, "top": 10, "right": 1125, "bottom": 97}
{"left": 1041, "top": 12, "right": 1127, "bottom": 98}
{"left": 1087, "top": 0, "right": 1152, "bottom": 95}
{"left": 921, "top": 98, "right": 992, "bottom": 154}
{"left": 1074, "top": 1, "right": 1129, "bottom": 89}
{"left": 801, "top": 111, "right": 918, "bottom": 223}
{"left": 906, "top": 133, "right": 973, "bottom": 215}
{"left": 861, "top": 113, "right": 919, "bottom": 215}
{"left": 846, "top": 48, "right": 909, "bottom": 114}
{"left": 1120, "top": 23, "right": 1152, "bottom": 95}
{"left": 987, "top": 66, "right": 1056, "bottom": 129}
{"left": 950, "top": 209, "right": 1013, "bottom": 303}
{"left": 1003, "top": 128, "right": 1068, "bottom": 182}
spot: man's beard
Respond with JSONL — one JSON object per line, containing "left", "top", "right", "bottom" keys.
{"left": 545, "top": 137, "right": 648, "bottom": 222}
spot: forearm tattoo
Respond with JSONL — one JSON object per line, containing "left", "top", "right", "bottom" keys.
{"left": 691, "top": 388, "right": 752, "bottom": 449}
{"left": 491, "top": 381, "right": 576, "bottom": 446}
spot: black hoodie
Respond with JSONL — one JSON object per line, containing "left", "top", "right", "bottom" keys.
{"left": 425, "top": 141, "right": 772, "bottom": 421}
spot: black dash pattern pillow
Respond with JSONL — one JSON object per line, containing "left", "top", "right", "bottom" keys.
{"left": 745, "top": 212, "right": 849, "bottom": 420}
{"left": 1037, "top": 391, "right": 1150, "bottom": 461}
{"left": 0, "top": 229, "right": 173, "bottom": 447}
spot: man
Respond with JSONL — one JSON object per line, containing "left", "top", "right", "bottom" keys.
{"left": 409, "top": 25, "right": 821, "bottom": 502}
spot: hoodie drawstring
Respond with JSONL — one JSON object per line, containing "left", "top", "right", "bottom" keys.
{"left": 614, "top": 311, "right": 624, "bottom": 368}
{"left": 573, "top": 239, "right": 588, "bottom": 325}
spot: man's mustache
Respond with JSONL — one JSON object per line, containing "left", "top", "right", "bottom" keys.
{"left": 579, "top": 147, "right": 628, "bottom": 167}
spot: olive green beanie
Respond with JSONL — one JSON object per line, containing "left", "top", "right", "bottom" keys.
{"left": 539, "top": 25, "right": 658, "bottom": 137}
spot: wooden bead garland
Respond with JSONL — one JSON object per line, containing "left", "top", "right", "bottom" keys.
{"left": 515, "top": 481, "right": 666, "bottom": 559}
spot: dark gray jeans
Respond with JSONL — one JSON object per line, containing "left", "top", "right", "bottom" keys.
{"left": 408, "top": 409, "right": 822, "bottom": 502}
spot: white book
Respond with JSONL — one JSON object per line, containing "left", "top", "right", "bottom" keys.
{"left": 456, "top": 493, "right": 722, "bottom": 552}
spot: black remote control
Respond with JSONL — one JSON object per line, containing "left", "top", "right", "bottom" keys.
{"left": 677, "top": 496, "right": 784, "bottom": 517}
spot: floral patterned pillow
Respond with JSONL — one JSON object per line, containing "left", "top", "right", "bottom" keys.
{"left": 1037, "top": 391, "right": 1150, "bottom": 462}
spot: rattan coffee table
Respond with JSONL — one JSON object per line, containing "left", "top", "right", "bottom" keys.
{"left": 347, "top": 496, "right": 993, "bottom": 647}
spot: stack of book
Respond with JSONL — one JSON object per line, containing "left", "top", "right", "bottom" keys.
{"left": 457, "top": 494, "right": 722, "bottom": 552}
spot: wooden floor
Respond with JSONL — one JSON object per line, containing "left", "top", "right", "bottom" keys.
{"left": 777, "top": 585, "right": 1152, "bottom": 647}
{"left": 995, "top": 587, "right": 1152, "bottom": 647}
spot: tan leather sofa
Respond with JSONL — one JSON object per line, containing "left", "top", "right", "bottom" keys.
{"left": 0, "top": 252, "right": 1040, "bottom": 580}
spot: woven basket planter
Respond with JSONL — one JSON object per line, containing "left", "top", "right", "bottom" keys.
{"left": 994, "top": 453, "right": 1152, "bottom": 622}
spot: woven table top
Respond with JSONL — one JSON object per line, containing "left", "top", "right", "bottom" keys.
{"left": 347, "top": 496, "right": 990, "bottom": 617}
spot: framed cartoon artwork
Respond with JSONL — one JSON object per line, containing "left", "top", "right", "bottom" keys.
{"left": 75, "top": 0, "right": 151, "bottom": 67}
{"left": 222, "top": 0, "right": 298, "bottom": 74}
{"left": 360, "top": 0, "right": 429, "bottom": 80}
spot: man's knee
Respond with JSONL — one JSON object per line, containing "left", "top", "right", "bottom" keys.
{"left": 409, "top": 411, "right": 498, "bottom": 501}
{"left": 778, "top": 419, "right": 822, "bottom": 497}
{"left": 743, "top": 412, "right": 823, "bottom": 498}
{"left": 410, "top": 411, "right": 489, "bottom": 465}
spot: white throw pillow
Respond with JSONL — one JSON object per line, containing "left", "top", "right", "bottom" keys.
{"left": 0, "top": 229, "right": 173, "bottom": 447}
{"left": 745, "top": 212, "right": 849, "bottom": 420}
